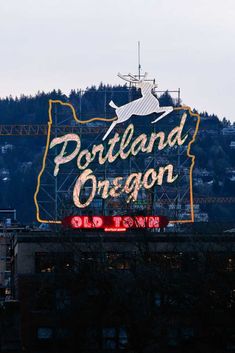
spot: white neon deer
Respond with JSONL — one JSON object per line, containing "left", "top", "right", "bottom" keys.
{"left": 103, "top": 72, "right": 173, "bottom": 140}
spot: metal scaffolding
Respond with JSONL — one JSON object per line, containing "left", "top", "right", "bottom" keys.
{"left": 0, "top": 80, "right": 205, "bottom": 223}
{"left": 34, "top": 82, "right": 199, "bottom": 223}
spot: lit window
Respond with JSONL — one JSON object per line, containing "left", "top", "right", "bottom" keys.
{"left": 228, "top": 289, "right": 235, "bottom": 308}
{"left": 37, "top": 327, "right": 53, "bottom": 340}
{"left": 5, "top": 288, "right": 11, "bottom": 296}
{"left": 227, "top": 258, "right": 235, "bottom": 272}
{"left": 102, "top": 327, "right": 128, "bottom": 350}
{"left": 35, "top": 252, "right": 74, "bottom": 273}
{"left": 102, "top": 328, "right": 116, "bottom": 350}
{"left": 154, "top": 293, "right": 161, "bottom": 307}
{"left": 119, "top": 328, "right": 128, "bottom": 350}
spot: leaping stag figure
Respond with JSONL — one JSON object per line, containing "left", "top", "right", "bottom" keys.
{"left": 103, "top": 72, "right": 173, "bottom": 140}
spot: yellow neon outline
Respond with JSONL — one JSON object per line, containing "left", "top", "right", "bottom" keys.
{"left": 170, "top": 106, "right": 200, "bottom": 224}
{"left": 34, "top": 100, "right": 200, "bottom": 224}
{"left": 34, "top": 99, "right": 117, "bottom": 224}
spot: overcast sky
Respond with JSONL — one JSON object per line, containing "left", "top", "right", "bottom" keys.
{"left": 0, "top": 0, "right": 234, "bottom": 121}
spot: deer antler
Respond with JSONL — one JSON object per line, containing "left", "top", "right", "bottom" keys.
{"left": 127, "top": 73, "right": 138, "bottom": 81}
{"left": 118, "top": 72, "right": 148, "bottom": 84}
{"left": 118, "top": 73, "right": 138, "bottom": 83}
{"left": 127, "top": 72, "right": 148, "bottom": 83}
{"left": 118, "top": 73, "right": 132, "bottom": 82}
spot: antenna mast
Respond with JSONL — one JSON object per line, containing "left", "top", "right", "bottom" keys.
{"left": 138, "top": 41, "right": 141, "bottom": 79}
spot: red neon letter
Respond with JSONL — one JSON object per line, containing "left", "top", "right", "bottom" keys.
{"left": 71, "top": 216, "right": 83, "bottom": 228}
{"left": 123, "top": 217, "right": 134, "bottom": 228}
{"left": 148, "top": 216, "right": 159, "bottom": 228}
{"left": 83, "top": 217, "right": 92, "bottom": 228}
{"left": 92, "top": 216, "right": 104, "bottom": 228}
{"left": 112, "top": 216, "right": 122, "bottom": 228}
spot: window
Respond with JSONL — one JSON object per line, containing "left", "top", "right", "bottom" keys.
{"left": 227, "top": 289, "right": 235, "bottom": 309}
{"left": 182, "top": 254, "right": 198, "bottom": 272}
{"left": 80, "top": 252, "right": 132, "bottom": 271}
{"left": 167, "top": 327, "right": 194, "bottom": 346}
{"left": 181, "top": 327, "right": 194, "bottom": 340}
{"left": 86, "top": 328, "right": 99, "bottom": 350}
{"left": 106, "top": 253, "right": 131, "bottom": 270}
{"left": 148, "top": 253, "right": 183, "bottom": 271}
{"left": 56, "top": 289, "right": 71, "bottom": 311}
{"left": 154, "top": 292, "right": 161, "bottom": 307}
{"left": 206, "top": 254, "right": 235, "bottom": 272}
{"left": 167, "top": 328, "right": 178, "bottom": 346}
{"left": 5, "top": 261, "right": 11, "bottom": 272}
{"left": 35, "top": 252, "right": 74, "bottom": 273}
{"left": 102, "top": 328, "right": 116, "bottom": 350}
{"left": 226, "top": 257, "right": 235, "bottom": 272}
{"left": 119, "top": 328, "right": 128, "bottom": 349}
{"left": 34, "top": 286, "right": 54, "bottom": 310}
{"left": 5, "top": 288, "right": 11, "bottom": 296}
{"left": 80, "top": 252, "right": 99, "bottom": 272}
{"left": 226, "top": 328, "right": 235, "bottom": 351}
{"left": 37, "top": 327, "right": 53, "bottom": 340}
{"left": 14, "top": 253, "right": 17, "bottom": 275}
{"left": 102, "top": 327, "right": 128, "bottom": 350}
{"left": 55, "top": 328, "right": 71, "bottom": 340}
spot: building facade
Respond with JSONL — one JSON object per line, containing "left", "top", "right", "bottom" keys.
{"left": 11, "top": 230, "right": 235, "bottom": 353}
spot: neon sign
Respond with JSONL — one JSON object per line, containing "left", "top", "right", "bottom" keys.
{"left": 34, "top": 73, "right": 200, "bottom": 224}
{"left": 62, "top": 215, "right": 169, "bottom": 230}
{"left": 51, "top": 115, "right": 186, "bottom": 208}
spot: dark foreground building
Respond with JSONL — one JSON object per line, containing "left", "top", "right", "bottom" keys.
{"left": 12, "top": 230, "right": 235, "bottom": 353}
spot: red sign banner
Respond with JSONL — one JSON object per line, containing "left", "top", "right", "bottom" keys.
{"left": 62, "top": 215, "right": 169, "bottom": 230}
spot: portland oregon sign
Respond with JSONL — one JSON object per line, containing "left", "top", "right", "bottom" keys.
{"left": 34, "top": 72, "right": 200, "bottom": 226}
